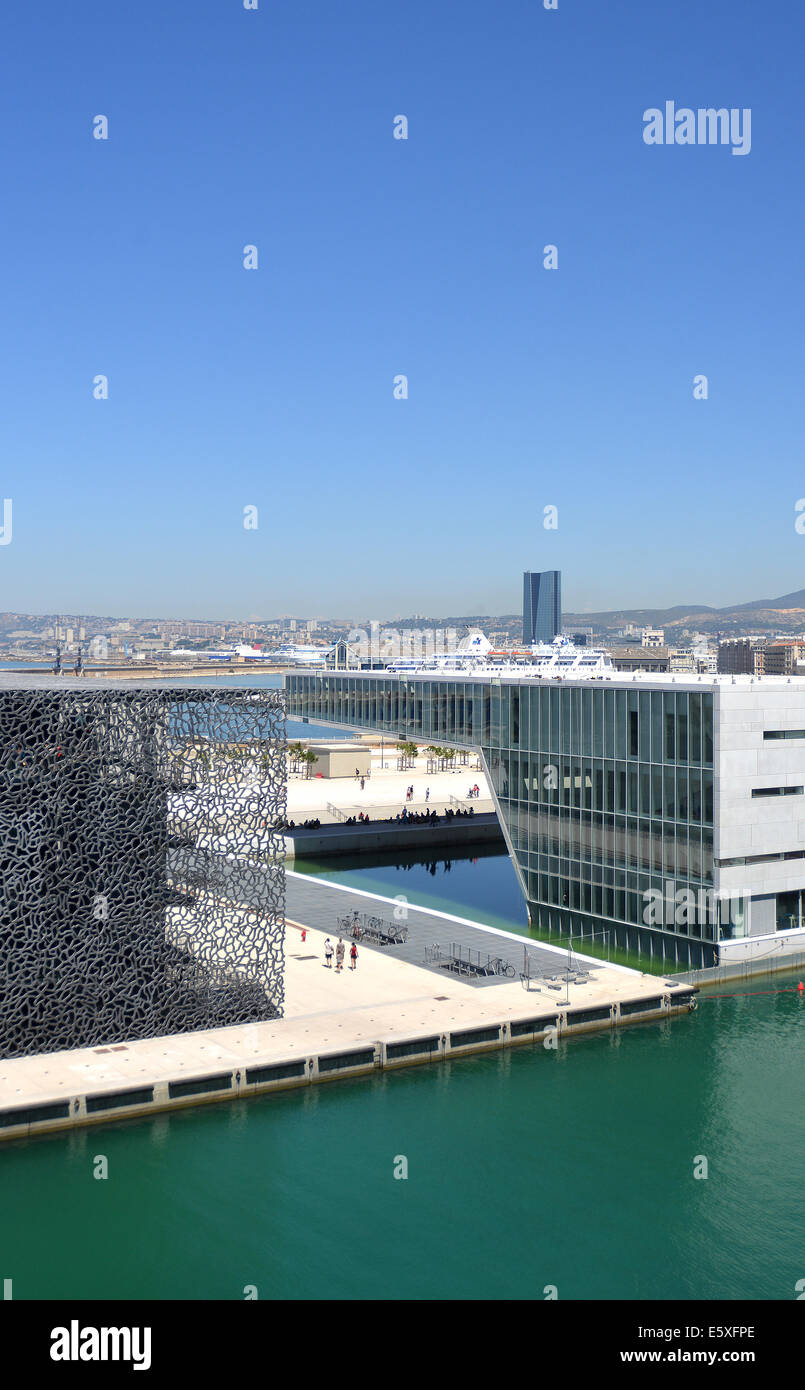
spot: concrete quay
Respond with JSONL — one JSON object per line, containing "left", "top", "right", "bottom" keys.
{"left": 0, "top": 880, "right": 696, "bottom": 1144}
{"left": 85, "top": 664, "right": 285, "bottom": 679}
{"left": 11, "top": 665, "right": 285, "bottom": 680}
{"left": 284, "top": 812, "right": 502, "bottom": 859}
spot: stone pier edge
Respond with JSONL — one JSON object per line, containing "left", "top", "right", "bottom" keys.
{"left": 0, "top": 989, "right": 697, "bottom": 1144}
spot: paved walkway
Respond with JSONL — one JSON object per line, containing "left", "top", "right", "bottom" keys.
{"left": 287, "top": 750, "right": 493, "bottom": 824}
{"left": 286, "top": 871, "right": 608, "bottom": 987}
{"left": 0, "top": 886, "right": 692, "bottom": 1131}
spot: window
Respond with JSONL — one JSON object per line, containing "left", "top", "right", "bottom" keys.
{"left": 702, "top": 693, "right": 714, "bottom": 763}
{"left": 628, "top": 709, "right": 639, "bottom": 757}
{"left": 664, "top": 695, "right": 675, "bottom": 761}
{"left": 690, "top": 694, "right": 702, "bottom": 763}
{"left": 777, "top": 890, "right": 801, "bottom": 933}
{"left": 717, "top": 850, "right": 805, "bottom": 867}
{"left": 703, "top": 770, "right": 713, "bottom": 823}
{"left": 764, "top": 730, "right": 805, "bottom": 741}
{"left": 676, "top": 692, "right": 688, "bottom": 761}
{"left": 752, "top": 786, "right": 803, "bottom": 798}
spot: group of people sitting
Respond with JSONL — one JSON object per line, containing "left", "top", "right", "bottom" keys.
{"left": 279, "top": 804, "right": 479, "bottom": 832}
{"left": 347, "top": 805, "right": 477, "bottom": 828}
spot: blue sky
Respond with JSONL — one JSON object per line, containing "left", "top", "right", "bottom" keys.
{"left": 1, "top": 0, "right": 804, "bottom": 620}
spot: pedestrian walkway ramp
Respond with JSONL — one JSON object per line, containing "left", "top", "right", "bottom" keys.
{"left": 286, "top": 872, "right": 600, "bottom": 988}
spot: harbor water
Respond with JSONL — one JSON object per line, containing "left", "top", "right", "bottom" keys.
{"left": 2, "top": 844, "right": 804, "bottom": 1301}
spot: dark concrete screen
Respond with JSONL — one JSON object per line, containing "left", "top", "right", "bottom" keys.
{"left": 0, "top": 682, "right": 286, "bottom": 1059}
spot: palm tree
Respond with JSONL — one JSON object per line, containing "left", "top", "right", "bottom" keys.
{"left": 395, "top": 739, "right": 418, "bottom": 769}
{"left": 287, "top": 740, "right": 306, "bottom": 773}
{"left": 300, "top": 748, "right": 318, "bottom": 780}
{"left": 426, "top": 744, "right": 458, "bottom": 771}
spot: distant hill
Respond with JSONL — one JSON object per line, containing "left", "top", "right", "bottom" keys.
{"left": 564, "top": 589, "right": 805, "bottom": 635}
{"left": 729, "top": 588, "right": 805, "bottom": 612}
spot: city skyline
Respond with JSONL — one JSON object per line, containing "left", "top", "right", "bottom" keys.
{"left": 7, "top": 570, "right": 805, "bottom": 630}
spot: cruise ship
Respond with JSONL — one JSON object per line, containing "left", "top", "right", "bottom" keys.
{"left": 173, "top": 641, "right": 336, "bottom": 666}
{"left": 385, "top": 632, "right": 614, "bottom": 678}
{"left": 269, "top": 642, "right": 335, "bottom": 666}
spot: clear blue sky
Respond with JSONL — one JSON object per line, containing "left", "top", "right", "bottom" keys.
{"left": 1, "top": 0, "right": 804, "bottom": 620}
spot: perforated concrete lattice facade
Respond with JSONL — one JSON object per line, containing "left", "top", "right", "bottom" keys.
{"left": 0, "top": 678, "right": 286, "bottom": 1059}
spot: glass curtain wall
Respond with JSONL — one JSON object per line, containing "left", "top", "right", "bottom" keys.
{"left": 285, "top": 674, "right": 716, "bottom": 965}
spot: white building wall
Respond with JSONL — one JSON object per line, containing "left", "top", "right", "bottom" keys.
{"left": 715, "top": 684, "right": 805, "bottom": 925}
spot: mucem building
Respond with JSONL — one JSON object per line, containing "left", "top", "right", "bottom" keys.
{"left": 286, "top": 668, "right": 805, "bottom": 971}
{"left": 0, "top": 676, "right": 285, "bottom": 1059}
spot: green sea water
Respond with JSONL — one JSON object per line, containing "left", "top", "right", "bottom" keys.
{"left": 2, "top": 849, "right": 804, "bottom": 1301}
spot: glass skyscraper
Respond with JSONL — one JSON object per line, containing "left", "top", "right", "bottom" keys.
{"left": 523, "top": 570, "right": 561, "bottom": 645}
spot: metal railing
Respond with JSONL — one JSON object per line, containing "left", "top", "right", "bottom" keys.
{"left": 425, "top": 942, "right": 516, "bottom": 978}
{"left": 519, "top": 945, "right": 593, "bottom": 992}
{"left": 673, "top": 947, "right": 805, "bottom": 986}
{"left": 337, "top": 909, "right": 408, "bottom": 945}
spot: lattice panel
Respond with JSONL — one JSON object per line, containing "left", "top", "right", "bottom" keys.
{"left": 0, "top": 685, "right": 286, "bottom": 1058}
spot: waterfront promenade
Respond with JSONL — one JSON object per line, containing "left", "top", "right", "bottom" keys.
{"left": 286, "top": 747, "right": 494, "bottom": 823}
{"left": 0, "top": 875, "right": 696, "bottom": 1142}
{"left": 284, "top": 749, "right": 498, "bottom": 856}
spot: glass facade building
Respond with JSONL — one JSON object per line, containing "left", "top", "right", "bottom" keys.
{"left": 285, "top": 671, "right": 718, "bottom": 968}
{"left": 523, "top": 571, "right": 561, "bottom": 646}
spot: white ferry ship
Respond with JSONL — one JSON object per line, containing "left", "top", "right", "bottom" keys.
{"left": 385, "top": 632, "right": 613, "bottom": 678}
{"left": 269, "top": 642, "right": 335, "bottom": 666}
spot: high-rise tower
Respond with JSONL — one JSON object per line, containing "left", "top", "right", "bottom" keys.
{"left": 523, "top": 571, "right": 561, "bottom": 645}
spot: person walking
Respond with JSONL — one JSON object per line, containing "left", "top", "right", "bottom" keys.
{"left": 324, "top": 937, "right": 334, "bottom": 968}
{"left": 425, "top": 787, "right": 430, "bottom": 802}
{"left": 360, "top": 777, "right": 365, "bottom": 791}
{"left": 350, "top": 942, "right": 358, "bottom": 971}
{"left": 335, "top": 938, "right": 345, "bottom": 972}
